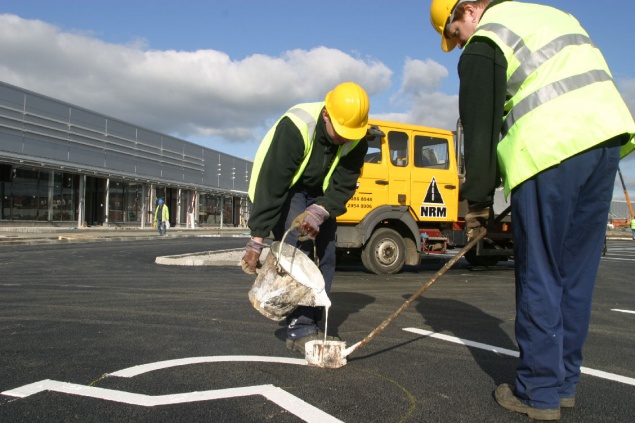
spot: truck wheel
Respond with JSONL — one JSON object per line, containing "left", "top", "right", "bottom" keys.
{"left": 361, "top": 228, "right": 406, "bottom": 274}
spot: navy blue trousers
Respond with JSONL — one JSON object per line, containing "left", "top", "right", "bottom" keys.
{"left": 511, "top": 138, "right": 621, "bottom": 409}
{"left": 157, "top": 220, "right": 166, "bottom": 236}
{"left": 272, "top": 186, "right": 337, "bottom": 339}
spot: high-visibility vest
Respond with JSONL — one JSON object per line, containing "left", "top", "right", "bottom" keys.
{"left": 467, "top": 2, "right": 635, "bottom": 195}
{"left": 631, "top": 219, "right": 635, "bottom": 230}
{"left": 154, "top": 204, "right": 169, "bottom": 222}
{"left": 248, "top": 102, "right": 362, "bottom": 201}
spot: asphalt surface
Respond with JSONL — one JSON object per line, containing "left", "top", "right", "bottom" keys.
{"left": 0, "top": 233, "right": 634, "bottom": 422}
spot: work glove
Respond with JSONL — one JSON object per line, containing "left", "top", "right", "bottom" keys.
{"left": 291, "top": 204, "right": 330, "bottom": 241}
{"left": 465, "top": 207, "right": 492, "bottom": 241}
{"left": 241, "top": 239, "right": 266, "bottom": 275}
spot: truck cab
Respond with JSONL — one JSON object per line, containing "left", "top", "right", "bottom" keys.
{"left": 336, "top": 119, "right": 512, "bottom": 274}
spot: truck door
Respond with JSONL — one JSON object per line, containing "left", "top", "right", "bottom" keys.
{"left": 411, "top": 133, "right": 459, "bottom": 222}
{"left": 387, "top": 130, "right": 411, "bottom": 206}
{"left": 338, "top": 131, "right": 389, "bottom": 223}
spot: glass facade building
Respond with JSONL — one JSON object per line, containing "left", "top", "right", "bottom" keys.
{"left": 0, "top": 81, "right": 251, "bottom": 228}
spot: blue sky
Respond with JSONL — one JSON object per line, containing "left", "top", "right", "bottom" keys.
{"left": 1, "top": 0, "right": 634, "bottom": 201}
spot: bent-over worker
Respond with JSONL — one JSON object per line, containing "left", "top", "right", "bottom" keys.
{"left": 241, "top": 82, "right": 370, "bottom": 355}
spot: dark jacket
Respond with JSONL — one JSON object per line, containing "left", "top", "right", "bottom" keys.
{"left": 457, "top": 0, "right": 508, "bottom": 209}
{"left": 248, "top": 113, "right": 367, "bottom": 238}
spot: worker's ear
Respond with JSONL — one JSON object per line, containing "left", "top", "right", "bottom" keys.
{"left": 464, "top": 4, "right": 476, "bottom": 19}
{"left": 464, "top": 3, "right": 483, "bottom": 23}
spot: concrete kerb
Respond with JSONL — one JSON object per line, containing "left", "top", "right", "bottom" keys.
{"left": 156, "top": 247, "right": 271, "bottom": 267}
{"left": 0, "top": 226, "right": 251, "bottom": 247}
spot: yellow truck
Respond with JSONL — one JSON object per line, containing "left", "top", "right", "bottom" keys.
{"left": 336, "top": 119, "right": 513, "bottom": 274}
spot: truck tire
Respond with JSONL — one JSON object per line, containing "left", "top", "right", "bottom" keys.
{"left": 361, "top": 227, "right": 406, "bottom": 275}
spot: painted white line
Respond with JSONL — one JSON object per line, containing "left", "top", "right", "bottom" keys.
{"left": 603, "top": 247, "right": 635, "bottom": 251}
{"left": 1, "top": 380, "right": 342, "bottom": 423}
{"left": 580, "top": 368, "right": 635, "bottom": 386}
{"left": 612, "top": 309, "right": 635, "bottom": 315}
{"left": 109, "top": 355, "right": 307, "bottom": 378}
{"left": 403, "top": 328, "right": 519, "bottom": 357}
{"left": 403, "top": 328, "right": 635, "bottom": 387}
{"left": 601, "top": 257, "right": 635, "bottom": 261}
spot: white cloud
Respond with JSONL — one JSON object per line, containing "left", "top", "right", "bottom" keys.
{"left": 399, "top": 58, "right": 449, "bottom": 95}
{"left": 373, "top": 58, "right": 458, "bottom": 130}
{"left": 1, "top": 11, "right": 630, "bottom": 188}
{"left": 0, "top": 14, "right": 392, "bottom": 150}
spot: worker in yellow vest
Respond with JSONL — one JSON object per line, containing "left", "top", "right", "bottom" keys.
{"left": 241, "top": 82, "right": 370, "bottom": 355}
{"left": 154, "top": 199, "right": 169, "bottom": 236}
{"left": 430, "top": 0, "right": 635, "bottom": 420}
{"left": 631, "top": 217, "right": 635, "bottom": 240}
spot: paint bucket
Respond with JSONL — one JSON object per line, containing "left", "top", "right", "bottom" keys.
{"left": 248, "top": 241, "right": 331, "bottom": 321}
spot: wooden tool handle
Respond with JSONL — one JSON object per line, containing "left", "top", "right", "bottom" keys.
{"left": 346, "top": 229, "right": 488, "bottom": 357}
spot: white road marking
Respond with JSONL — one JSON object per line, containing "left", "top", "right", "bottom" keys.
{"left": 1, "top": 356, "right": 343, "bottom": 423}
{"left": 403, "top": 328, "right": 519, "bottom": 357}
{"left": 404, "top": 328, "right": 635, "bottom": 387}
{"left": 612, "top": 309, "right": 635, "bottom": 315}
{"left": 601, "top": 257, "right": 635, "bottom": 261}
{"left": 109, "top": 355, "right": 307, "bottom": 377}
{"left": 2, "top": 380, "right": 342, "bottom": 423}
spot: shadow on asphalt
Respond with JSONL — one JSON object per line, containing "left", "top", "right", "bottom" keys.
{"left": 273, "top": 291, "right": 377, "bottom": 341}
{"left": 413, "top": 296, "right": 517, "bottom": 385}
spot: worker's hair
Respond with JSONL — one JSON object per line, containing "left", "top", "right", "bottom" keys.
{"left": 453, "top": 0, "right": 492, "bottom": 23}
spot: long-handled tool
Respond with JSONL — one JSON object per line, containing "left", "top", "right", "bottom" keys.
{"left": 305, "top": 229, "right": 488, "bottom": 368}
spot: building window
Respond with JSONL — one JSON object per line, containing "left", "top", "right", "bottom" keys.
{"left": 109, "top": 180, "right": 143, "bottom": 223}
{"left": 52, "top": 172, "right": 77, "bottom": 221}
{"left": 5, "top": 168, "right": 51, "bottom": 221}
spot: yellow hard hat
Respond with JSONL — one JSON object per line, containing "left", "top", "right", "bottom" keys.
{"left": 430, "top": 0, "right": 475, "bottom": 52}
{"left": 325, "top": 82, "right": 370, "bottom": 140}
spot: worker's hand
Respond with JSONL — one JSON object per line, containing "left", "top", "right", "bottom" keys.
{"left": 465, "top": 207, "right": 492, "bottom": 241}
{"left": 241, "top": 239, "right": 266, "bottom": 274}
{"left": 291, "top": 204, "right": 330, "bottom": 241}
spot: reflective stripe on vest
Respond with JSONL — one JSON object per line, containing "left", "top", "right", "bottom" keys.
{"left": 287, "top": 106, "right": 318, "bottom": 144}
{"left": 467, "top": 2, "right": 635, "bottom": 195}
{"left": 503, "top": 69, "right": 613, "bottom": 137}
{"left": 481, "top": 22, "right": 595, "bottom": 96}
